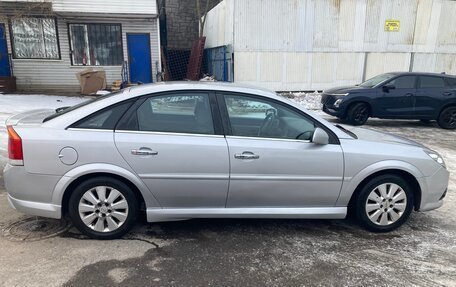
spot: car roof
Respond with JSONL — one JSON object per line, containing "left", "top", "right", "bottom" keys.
{"left": 127, "top": 81, "right": 279, "bottom": 97}
{"left": 384, "top": 71, "right": 456, "bottom": 78}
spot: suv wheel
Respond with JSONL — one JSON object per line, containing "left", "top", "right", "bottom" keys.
{"left": 347, "top": 103, "right": 370, "bottom": 126}
{"left": 438, "top": 106, "right": 456, "bottom": 129}
{"left": 354, "top": 174, "right": 414, "bottom": 232}
{"left": 68, "top": 177, "right": 139, "bottom": 239}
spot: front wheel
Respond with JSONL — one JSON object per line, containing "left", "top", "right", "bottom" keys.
{"left": 438, "top": 106, "right": 456, "bottom": 129}
{"left": 68, "top": 177, "right": 139, "bottom": 239}
{"left": 354, "top": 174, "right": 414, "bottom": 232}
{"left": 347, "top": 103, "right": 370, "bottom": 126}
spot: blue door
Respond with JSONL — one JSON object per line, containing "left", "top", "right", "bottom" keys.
{"left": 0, "top": 24, "right": 11, "bottom": 77}
{"left": 127, "top": 34, "right": 152, "bottom": 83}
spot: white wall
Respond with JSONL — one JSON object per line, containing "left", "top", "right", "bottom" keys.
{"left": 204, "top": 0, "right": 456, "bottom": 91}
{"left": 2, "top": 16, "right": 160, "bottom": 91}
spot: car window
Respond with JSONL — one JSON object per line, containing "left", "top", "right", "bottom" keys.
{"left": 359, "top": 73, "right": 395, "bottom": 88}
{"left": 419, "top": 76, "right": 446, "bottom": 88}
{"left": 445, "top": 77, "right": 456, "bottom": 87}
{"left": 134, "top": 93, "right": 214, "bottom": 134}
{"left": 224, "top": 94, "right": 315, "bottom": 140}
{"left": 387, "top": 76, "right": 416, "bottom": 89}
{"left": 71, "top": 100, "right": 133, "bottom": 130}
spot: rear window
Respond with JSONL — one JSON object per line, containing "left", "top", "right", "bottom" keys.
{"left": 70, "top": 100, "right": 133, "bottom": 130}
{"left": 419, "top": 76, "right": 446, "bottom": 88}
{"left": 43, "top": 91, "right": 123, "bottom": 122}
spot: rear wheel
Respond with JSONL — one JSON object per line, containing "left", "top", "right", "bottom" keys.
{"left": 438, "top": 106, "right": 456, "bottom": 129}
{"left": 347, "top": 103, "right": 370, "bottom": 126}
{"left": 68, "top": 177, "right": 139, "bottom": 239}
{"left": 354, "top": 174, "right": 414, "bottom": 232}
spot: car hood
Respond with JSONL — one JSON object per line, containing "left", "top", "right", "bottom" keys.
{"left": 324, "top": 85, "right": 370, "bottom": 94}
{"left": 344, "top": 126, "right": 427, "bottom": 148}
{"left": 6, "top": 109, "right": 55, "bottom": 126}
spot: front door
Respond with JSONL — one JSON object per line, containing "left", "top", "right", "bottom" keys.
{"left": 127, "top": 33, "right": 152, "bottom": 84}
{"left": 0, "top": 24, "right": 11, "bottom": 76}
{"left": 115, "top": 92, "right": 229, "bottom": 208}
{"left": 375, "top": 75, "right": 417, "bottom": 118}
{"left": 220, "top": 93, "right": 344, "bottom": 208}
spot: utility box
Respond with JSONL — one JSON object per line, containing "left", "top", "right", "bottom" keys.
{"left": 76, "top": 69, "right": 107, "bottom": 95}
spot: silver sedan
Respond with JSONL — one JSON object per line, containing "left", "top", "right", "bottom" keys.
{"left": 4, "top": 83, "right": 449, "bottom": 239}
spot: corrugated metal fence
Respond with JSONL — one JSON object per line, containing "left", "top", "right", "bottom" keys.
{"left": 204, "top": 45, "right": 233, "bottom": 82}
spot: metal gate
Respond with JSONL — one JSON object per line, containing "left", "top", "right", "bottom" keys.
{"left": 204, "top": 45, "right": 233, "bottom": 82}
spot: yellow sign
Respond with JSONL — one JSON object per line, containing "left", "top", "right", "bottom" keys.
{"left": 385, "top": 20, "right": 400, "bottom": 32}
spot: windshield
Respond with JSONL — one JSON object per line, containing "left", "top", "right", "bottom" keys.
{"left": 43, "top": 91, "right": 123, "bottom": 122}
{"left": 359, "top": 73, "right": 395, "bottom": 88}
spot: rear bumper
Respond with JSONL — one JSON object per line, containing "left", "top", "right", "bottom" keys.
{"left": 418, "top": 166, "right": 450, "bottom": 211}
{"left": 7, "top": 194, "right": 61, "bottom": 219}
{"left": 4, "top": 164, "right": 62, "bottom": 219}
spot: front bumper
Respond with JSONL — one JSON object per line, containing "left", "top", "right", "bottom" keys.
{"left": 418, "top": 166, "right": 450, "bottom": 211}
{"left": 322, "top": 105, "right": 343, "bottom": 117}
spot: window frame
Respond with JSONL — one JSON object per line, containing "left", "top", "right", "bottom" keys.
{"left": 115, "top": 91, "right": 224, "bottom": 136}
{"left": 67, "top": 22, "right": 124, "bottom": 66}
{"left": 417, "top": 75, "right": 447, "bottom": 89}
{"left": 9, "top": 16, "right": 61, "bottom": 60}
{"left": 217, "top": 92, "right": 340, "bottom": 144}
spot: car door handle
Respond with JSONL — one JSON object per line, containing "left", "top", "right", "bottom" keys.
{"left": 234, "top": 152, "right": 260, "bottom": 160}
{"left": 131, "top": 148, "right": 158, "bottom": 156}
{"left": 443, "top": 92, "right": 452, "bottom": 96}
{"left": 404, "top": 93, "right": 414, "bottom": 97}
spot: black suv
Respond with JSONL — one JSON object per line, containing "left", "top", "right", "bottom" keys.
{"left": 321, "top": 72, "right": 456, "bottom": 129}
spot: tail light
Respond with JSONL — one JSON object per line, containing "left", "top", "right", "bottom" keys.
{"left": 7, "top": 125, "right": 24, "bottom": 166}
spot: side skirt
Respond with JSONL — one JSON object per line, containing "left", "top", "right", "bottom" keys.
{"left": 146, "top": 207, "right": 347, "bottom": 222}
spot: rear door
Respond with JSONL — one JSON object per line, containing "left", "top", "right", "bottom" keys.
{"left": 219, "top": 93, "right": 344, "bottom": 208}
{"left": 415, "top": 76, "right": 452, "bottom": 118}
{"left": 114, "top": 91, "right": 230, "bottom": 208}
{"left": 376, "top": 75, "right": 417, "bottom": 118}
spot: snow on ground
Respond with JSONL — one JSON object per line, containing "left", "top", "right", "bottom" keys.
{"left": 0, "top": 94, "right": 88, "bottom": 168}
{"left": 280, "top": 91, "right": 323, "bottom": 110}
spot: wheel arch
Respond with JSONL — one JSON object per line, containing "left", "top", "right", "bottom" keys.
{"left": 52, "top": 164, "right": 161, "bottom": 216}
{"left": 344, "top": 100, "right": 372, "bottom": 118}
{"left": 347, "top": 169, "right": 422, "bottom": 213}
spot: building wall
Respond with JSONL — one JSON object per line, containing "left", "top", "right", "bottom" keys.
{"left": 165, "top": 0, "right": 221, "bottom": 50}
{"left": 204, "top": 0, "right": 456, "bottom": 91}
{"left": 0, "top": 16, "right": 160, "bottom": 92}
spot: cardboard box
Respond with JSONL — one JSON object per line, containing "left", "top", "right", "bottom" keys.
{"left": 76, "top": 68, "right": 107, "bottom": 95}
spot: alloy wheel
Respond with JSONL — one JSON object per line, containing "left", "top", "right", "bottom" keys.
{"left": 78, "top": 186, "right": 129, "bottom": 232}
{"left": 365, "top": 183, "right": 407, "bottom": 226}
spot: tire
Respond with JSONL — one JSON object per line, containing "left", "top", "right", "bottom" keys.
{"left": 347, "top": 103, "right": 370, "bottom": 126}
{"left": 354, "top": 174, "right": 414, "bottom": 232}
{"left": 437, "top": 106, "right": 456, "bottom": 129}
{"left": 68, "top": 177, "right": 139, "bottom": 239}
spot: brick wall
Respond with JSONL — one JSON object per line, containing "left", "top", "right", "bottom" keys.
{"left": 165, "top": 0, "right": 220, "bottom": 50}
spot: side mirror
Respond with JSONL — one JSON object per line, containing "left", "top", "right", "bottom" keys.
{"left": 382, "top": 84, "right": 396, "bottom": 92}
{"left": 312, "top": 127, "right": 329, "bottom": 145}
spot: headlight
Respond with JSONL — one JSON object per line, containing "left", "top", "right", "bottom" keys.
{"left": 425, "top": 150, "right": 446, "bottom": 168}
{"left": 334, "top": 98, "right": 343, "bottom": 108}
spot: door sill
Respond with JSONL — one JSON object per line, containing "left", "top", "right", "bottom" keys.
{"left": 146, "top": 207, "right": 347, "bottom": 222}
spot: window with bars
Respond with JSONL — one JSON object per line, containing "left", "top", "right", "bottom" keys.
{"left": 69, "top": 23, "right": 123, "bottom": 66}
{"left": 10, "top": 17, "right": 60, "bottom": 59}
